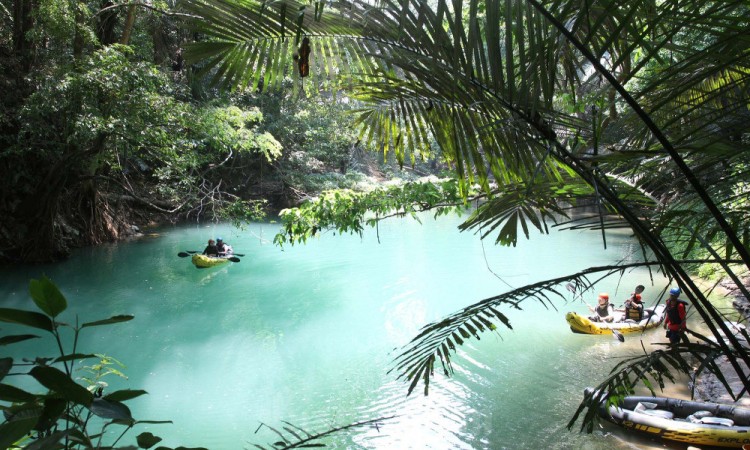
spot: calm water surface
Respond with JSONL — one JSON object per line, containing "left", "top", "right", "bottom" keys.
{"left": 1, "top": 214, "right": 684, "bottom": 449}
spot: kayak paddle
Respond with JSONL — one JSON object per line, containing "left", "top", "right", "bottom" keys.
{"left": 178, "top": 251, "right": 245, "bottom": 258}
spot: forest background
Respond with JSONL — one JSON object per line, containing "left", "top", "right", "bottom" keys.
{"left": 0, "top": 0, "right": 441, "bottom": 264}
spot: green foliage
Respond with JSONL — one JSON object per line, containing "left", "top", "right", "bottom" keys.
{"left": 16, "top": 45, "right": 189, "bottom": 169}
{"left": 273, "top": 178, "right": 471, "bottom": 246}
{"left": 0, "top": 278, "right": 204, "bottom": 449}
{"left": 221, "top": 198, "right": 268, "bottom": 229}
{"left": 243, "top": 93, "right": 364, "bottom": 187}
{"left": 194, "top": 105, "right": 282, "bottom": 160}
{"left": 6, "top": 44, "right": 284, "bottom": 237}
{"left": 31, "top": 0, "right": 77, "bottom": 50}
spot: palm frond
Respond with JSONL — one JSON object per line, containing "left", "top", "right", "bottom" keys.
{"left": 251, "top": 416, "right": 397, "bottom": 449}
{"left": 390, "top": 262, "right": 656, "bottom": 396}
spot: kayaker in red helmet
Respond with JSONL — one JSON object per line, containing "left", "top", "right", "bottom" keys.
{"left": 588, "top": 293, "right": 615, "bottom": 323}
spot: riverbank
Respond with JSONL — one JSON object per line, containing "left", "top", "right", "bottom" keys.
{"left": 692, "top": 275, "right": 750, "bottom": 406}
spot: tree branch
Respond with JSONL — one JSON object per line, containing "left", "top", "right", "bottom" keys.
{"left": 94, "top": 2, "right": 201, "bottom": 19}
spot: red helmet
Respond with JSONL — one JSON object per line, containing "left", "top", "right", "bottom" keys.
{"left": 598, "top": 293, "right": 609, "bottom": 301}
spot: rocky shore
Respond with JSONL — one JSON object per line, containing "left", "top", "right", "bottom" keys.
{"left": 692, "top": 276, "right": 750, "bottom": 407}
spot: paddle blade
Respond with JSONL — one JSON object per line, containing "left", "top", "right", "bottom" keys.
{"left": 613, "top": 330, "right": 625, "bottom": 342}
{"left": 228, "top": 257, "right": 241, "bottom": 263}
{"left": 177, "top": 252, "right": 190, "bottom": 257}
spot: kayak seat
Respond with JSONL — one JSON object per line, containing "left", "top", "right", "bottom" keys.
{"left": 634, "top": 401, "right": 675, "bottom": 419}
{"left": 642, "top": 409, "right": 675, "bottom": 419}
{"left": 699, "top": 417, "right": 734, "bottom": 426}
{"left": 690, "top": 411, "right": 714, "bottom": 419}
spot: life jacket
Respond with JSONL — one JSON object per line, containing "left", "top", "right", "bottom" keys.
{"left": 666, "top": 299, "right": 688, "bottom": 325}
{"left": 625, "top": 300, "right": 643, "bottom": 321}
{"left": 594, "top": 304, "right": 611, "bottom": 317}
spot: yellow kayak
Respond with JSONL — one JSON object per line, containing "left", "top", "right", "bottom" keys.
{"left": 566, "top": 304, "right": 666, "bottom": 335}
{"left": 191, "top": 254, "right": 231, "bottom": 269}
{"left": 588, "top": 388, "right": 750, "bottom": 447}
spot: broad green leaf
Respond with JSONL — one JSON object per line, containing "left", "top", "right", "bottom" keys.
{"left": 0, "top": 417, "right": 38, "bottom": 449}
{"left": 35, "top": 398, "right": 67, "bottom": 433}
{"left": 0, "top": 334, "right": 40, "bottom": 346}
{"left": 55, "top": 353, "right": 97, "bottom": 363}
{"left": 65, "top": 428, "right": 94, "bottom": 446}
{"left": 0, "top": 357, "right": 11, "bottom": 380}
{"left": 3, "top": 401, "right": 43, "bottom": 421}
{"left": 0, "top": 383, "right": 37, "bottom": 402}
{"left": 81, "top": 315, "right": 135, "bottom": 328}
{"left": 137, "top": 432, "right": 163, "bottom": 449}
{"left": 0, "top": 307, "right": 54, "bottom": 331}
{"left": 23, "top": 431, "right": 69, "bottom": 450}
{"left": 29, "top": 277, "right": 67, "bottom": 318}
{"left": 30, "top": 366, "right": 94, "bottom": 406}
{"left": 104, "top": 389, "right": 148, "bottom": 402}
{"left": 90, "top": 397, "right": 133, "bottom": 420}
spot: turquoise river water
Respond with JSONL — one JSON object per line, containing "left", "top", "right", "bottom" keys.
{"left": 1, "top": 213, "right": 692, "bottom": 449}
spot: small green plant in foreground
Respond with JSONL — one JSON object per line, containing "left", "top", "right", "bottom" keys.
{"left": 0, "top": 276, "right": 205, "bottom": 450}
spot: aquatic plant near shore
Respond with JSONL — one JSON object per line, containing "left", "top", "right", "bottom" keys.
{"left": 0, "top": 276, "right": 205, "bottom": 450}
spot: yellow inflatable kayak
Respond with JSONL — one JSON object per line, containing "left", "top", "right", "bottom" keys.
{"left": 191, "top": 254, "right": 231, "bottom": 269}
{"left": 588, "top": 389, "right": 750, "bottom": 447}
{"left": 566, "top": 304, "right": 666, "bottom": 335}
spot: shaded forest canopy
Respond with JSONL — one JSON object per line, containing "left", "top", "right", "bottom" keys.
{"left": 0, "top": 3, "right": 443, "bottom": 263}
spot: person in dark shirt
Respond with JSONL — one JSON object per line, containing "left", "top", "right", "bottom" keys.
{"left": 203, "top": 239, "right": 218, "bottom": 256}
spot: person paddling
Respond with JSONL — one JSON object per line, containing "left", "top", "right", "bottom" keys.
{"left": 588, "top": 293, "right": 615, "bottom": 323}
{"left": 203, "top": 239, "right": 218, "bottom": 257}
{"left": 216, "top": 237, "right": 233, "bottom": 257}
{"left": 621, "top": 293, "right": 644, "bottom": 322}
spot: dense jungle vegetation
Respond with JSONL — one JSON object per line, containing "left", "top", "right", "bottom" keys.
{"left": 2, "top": 0, "right": 750, "bottom": 447}
{"left": 0, "top": 0, "right": 438, "bottom": 263}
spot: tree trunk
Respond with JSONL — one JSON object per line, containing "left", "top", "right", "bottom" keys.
{"left": 151, "top": 16, "right": 170, "bottom": 65}
{"left": 73, "top": 0, "right": 85, "bottom": 58}
{"left": 97, "top": 0, "right": 120, "bottom": 46}
{"left": 120, "top": 4, "right": 137, "bottom": 45}
{"left": 12, "top": 0, "right": 35, "bottom": 72}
